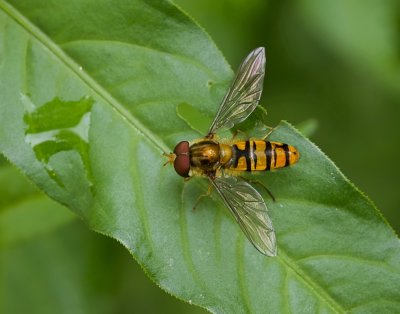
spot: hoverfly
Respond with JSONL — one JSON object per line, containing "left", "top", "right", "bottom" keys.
{"left": 165, "top": 47, "right": 299, "bottom": 256}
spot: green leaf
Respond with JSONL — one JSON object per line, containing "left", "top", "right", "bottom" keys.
{"left": 176, "top": 102, "right": 212, "bottom": 136}
{"left": 0, "top": 1, "right": 399, "bottom": 313}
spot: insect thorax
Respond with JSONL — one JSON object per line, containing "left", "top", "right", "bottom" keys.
{"left": 189, "top": 140, "right": 221, "bottom": 171}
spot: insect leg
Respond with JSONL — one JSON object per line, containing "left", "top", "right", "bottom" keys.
{"left": 230, "top": 129, "right": 249, "bottom": 140}
{"left": 206, "top": 133, "right": 215, "bottom": 139}
{"left": 192, "top": 183, "right": 213, "bottom": 210}
{"left": 262, "top": 126, "right": 277, "bottom": 140}
{"left": 238, "top": 176, "right": 276, "bottom": 202}
{"left": 184, "top": 176, "right": 193, "bottom": 182}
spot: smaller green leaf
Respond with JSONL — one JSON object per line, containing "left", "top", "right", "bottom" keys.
{"left": 176, "top": 102, "right": 212, "bottom": 135}
{"left": 22, "top": 95, "right": 94, "bottom": 195}
{"left": 23, "top": 95, "right": 94, "bottom": 133}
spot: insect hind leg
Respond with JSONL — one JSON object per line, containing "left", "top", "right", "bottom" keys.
{"left": 238, "top": 176, "right": 276, "bottom": 202}
{"left": 262, "top": 126, "right": 277, "bottom": 140}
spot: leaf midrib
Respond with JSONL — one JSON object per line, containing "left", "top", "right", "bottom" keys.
{"left": 0, "top": 0, "right": 170, "bottom": 153}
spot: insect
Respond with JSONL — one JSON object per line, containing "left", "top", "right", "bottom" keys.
{"left": 165, "top": 47, "right": 299, "bottom": 256}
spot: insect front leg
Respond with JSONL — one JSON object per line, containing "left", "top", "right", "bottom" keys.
{"left": 192, "top": 183, "right": 213, "bottom": 211}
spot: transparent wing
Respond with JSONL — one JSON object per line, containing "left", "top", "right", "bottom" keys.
{"left": 207, "top": 47, "right": 266, "bottom": 136}
{"left": 209, "top": 176, "right": 277, "bottom": 256}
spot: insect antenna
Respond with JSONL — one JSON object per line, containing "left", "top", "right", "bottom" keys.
{"left": 162, "top": 152, "right": 176, "bottom": 166}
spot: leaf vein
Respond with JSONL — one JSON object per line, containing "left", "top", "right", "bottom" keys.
{"left": 296, "top": 254, "right": 400, "bottom": 274}
{"left": 236, "top": 235, "right": 252, "bottom": 314}
{"left": 279, "top": 251, "right": 345, "bottom": 313}
{"left": 60, "top": 39, "right": 217, "bottom": 79}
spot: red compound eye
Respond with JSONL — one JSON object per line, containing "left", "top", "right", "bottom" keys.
{"left": 174, "top": 141, "right": 189, "bottom": 155}
{"left": 173, "top": 141, "right": 190, "bottom": 177}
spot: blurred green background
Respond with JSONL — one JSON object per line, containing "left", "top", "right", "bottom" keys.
{"left": 1, "top": 1, "right": 399, "bottom": 313}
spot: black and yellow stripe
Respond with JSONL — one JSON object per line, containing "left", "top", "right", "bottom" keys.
{"left": 231, "top": 140, "right": 298, "bottom": 171}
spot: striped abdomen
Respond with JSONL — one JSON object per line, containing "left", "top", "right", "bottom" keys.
{"left": 229, "top": 140, "right": 299, "bottom": 171}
